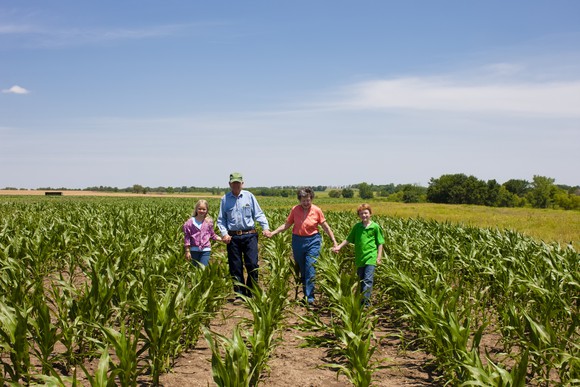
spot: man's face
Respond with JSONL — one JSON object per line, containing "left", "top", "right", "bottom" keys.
{"left": 229, "top": 181, "right": 243, "bottom": 195}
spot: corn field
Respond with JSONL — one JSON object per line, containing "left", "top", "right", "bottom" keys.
{"left": 0, "top": 197, "right": 578, "bottom": 386}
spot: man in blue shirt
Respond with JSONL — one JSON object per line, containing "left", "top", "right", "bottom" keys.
{"left": 217, "top": 172, "right": 271, "bottom": 301}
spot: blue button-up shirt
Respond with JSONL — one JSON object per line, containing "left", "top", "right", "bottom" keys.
{"left": 217, "top": 190, "right": 269, "bottom": 236}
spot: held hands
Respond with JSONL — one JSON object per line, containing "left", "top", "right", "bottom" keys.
{"left": 263, "top": 230, "right": 273, "bottom": 238}
{"left": 331, "top": 245, "right": 341, "bottom": 253}
{"left": 222, "top": 235, "right": 232, "bottom": 244}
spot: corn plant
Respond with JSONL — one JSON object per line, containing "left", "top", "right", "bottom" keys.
{"left": 0, "top": 300, "right": 31, "bottom": 384}
{"left": 243, "top": 280, "right": 289, "bottom": 385}
{"left": 48, "top": 275, "right": 85, "bottom": 370}
{"left": 98, "top": 322, "right": 145, "bottom": 387}
{"left": 204, "top": 326, "right": 254, "bottom": 387}
{"left": 462, "top": 349, "right": 529, "bottom": 387}
{"left": 305, "top": 250, "right": 379, "bottom": 387}
{"left": 136, "top": 273, "right": 184, "bottom": 385}
{"left": 81, "top": 348, "right": 117, "bottom": 387}
{"left": 29, "top": 284, "right": 62, "bottom": 376}
{"left": 178, "top": 261, "right": 230, "bottom": 349}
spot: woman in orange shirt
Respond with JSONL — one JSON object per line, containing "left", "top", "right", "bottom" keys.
{"left": 269, "top": 187, "right": 338, "bottom": 306}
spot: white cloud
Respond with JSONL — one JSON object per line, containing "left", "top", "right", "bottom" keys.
{"left": 0, "top": 22, "right": 200, "bottom": 48}
{"left": 483, "top": 62, "right": 525, "bottom": 77}
{"left": 2, "top": 85, "right": 29, "bottom": 94}
{"left": 0, "top": 24, "right": 37, "bottom": 34}
{"left": 329, "top": 76, "right": 580, "bottom": 117}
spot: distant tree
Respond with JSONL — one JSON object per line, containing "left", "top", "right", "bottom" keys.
{"left": 427, "top": 174, "right": 488, "bottom": 205}
{"left": 527, "top": 175, "right": 557, "bottom": 208}
{"left": 341, "top": 188, "right": 354, "bottom": 198}
{"left": 328, "top": 190, "right": 342, "bottom": 198}
{"left": 399, "top": 184, "right": 426, "bottom": 203}
{"left": 358, "top": 182, "right": 374, "bottom": 199}
{"left": 553, "top": 190, "right": 580, "bottom": 210}
{"left": 503, "top": 179, "right": 530, "bottom": 197}
{"left": 132, "top": 184, "right": 145, "bottom": 194}
{"left": 496, "top": 186, "right": 521, "bottom": 207}
{"left": 485, "top": 179, "right": 501, "bottom": 206}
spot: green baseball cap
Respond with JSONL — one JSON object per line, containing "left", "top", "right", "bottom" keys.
{"left": 229, "top": 172, "right": 243, "bottom": 183}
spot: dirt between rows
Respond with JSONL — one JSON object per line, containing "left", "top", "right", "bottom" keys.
{"left": 157, "top": 299, "right": 437, "bottom": 387}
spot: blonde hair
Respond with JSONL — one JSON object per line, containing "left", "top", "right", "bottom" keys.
{"left": 357, "top": 203, "right": 372, "bottom": 215}
{"left": 193, "top": 200, "right": 212, "bottom": 221}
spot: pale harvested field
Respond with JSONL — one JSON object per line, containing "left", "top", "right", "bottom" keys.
{"left": 0, "top": 190, "right": 217, "bottom": 198}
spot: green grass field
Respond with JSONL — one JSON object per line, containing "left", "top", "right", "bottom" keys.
{"left": 256, "top": 197, "right": 580, "bottom": 247}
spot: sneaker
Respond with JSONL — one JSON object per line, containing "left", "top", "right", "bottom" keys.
{"left": 233, "top": 297, "right": 244, "bottom": 305}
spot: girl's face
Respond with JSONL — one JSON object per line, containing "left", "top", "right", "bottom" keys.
{"left": 300, "top": 196, "right": 312, "bottom": 209}
{"left": 358, "top": 209, "right": 371, "bottom": 223}
{"left": 196, "top": 204, "right": 208, "bottom": 217}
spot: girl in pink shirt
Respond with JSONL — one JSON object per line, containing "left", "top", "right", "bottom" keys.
{"left": 269, "top": 188, "right": 338, "bottom": 305}
{"left": 183, "top": 200, "right": 222, "bottom": 266}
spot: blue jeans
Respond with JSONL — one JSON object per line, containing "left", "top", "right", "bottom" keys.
{"left": 226, "top": 233, "right": 259, "bottom": 297}
{"left": 357, "top": 265, "right": 376, "bottom": 304}
{"left": 190, "top": 250, "right": 211, "bottom": 266}
{"left": 292, "top": 233, "right": 321, "bottom": 304}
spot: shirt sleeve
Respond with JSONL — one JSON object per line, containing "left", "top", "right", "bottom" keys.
{"left": 183, "top": 220, "right": 191, "bottom": 246}
{"left": 346, "top": 224, "right": 356, "bottom": 244}
{"left": 251, "top": 194, "right": 269, "bottom": 230}
{"left": 376, "top": 224, "right": 385, "bottom": 244}
{"left": 216, "top": 196, "right": 228, "bottom": 236}
{"left": 207, "top": 220, "right": 218, "bottom": 240}
{"left": 286, "top": 206, "right": 297, "bottom": 224}
{"left": 316, "top": 206, "right": 326, "bottom": 225}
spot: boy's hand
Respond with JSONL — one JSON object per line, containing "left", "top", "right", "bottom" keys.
{"left": 331, "top": 246, "right": 340, "bottom": 253}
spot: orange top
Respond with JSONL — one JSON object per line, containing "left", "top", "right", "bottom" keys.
{"left": 287, "top": 204, "right": 326, "bottom": 236}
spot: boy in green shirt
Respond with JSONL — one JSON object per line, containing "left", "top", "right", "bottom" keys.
{"left": 332, "top": 203, "right": 385, "bottom": 304}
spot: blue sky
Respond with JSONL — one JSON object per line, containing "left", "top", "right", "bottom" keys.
{"left": 2, "top": 1, "right": 579, "bottom": 189}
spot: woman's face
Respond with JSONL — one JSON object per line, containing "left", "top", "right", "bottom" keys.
{"left": 299, "top": 196, "right": 312, "bottom": 209}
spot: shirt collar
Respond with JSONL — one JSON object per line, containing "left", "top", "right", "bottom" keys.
{"left": 228, "top": 190, "right": 244, "bottom": 198}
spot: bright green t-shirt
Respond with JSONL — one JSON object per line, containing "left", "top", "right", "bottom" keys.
{"left": 346, "top": 221, "right": 385, "bottom": 267}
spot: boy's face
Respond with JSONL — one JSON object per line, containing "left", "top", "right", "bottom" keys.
{"left": 358, "top": 209, "right": 371, "bottom": 222}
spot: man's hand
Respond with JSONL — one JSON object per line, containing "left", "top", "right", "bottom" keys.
{"left": 222, "top": 235, "right": 232, "bottom": 244}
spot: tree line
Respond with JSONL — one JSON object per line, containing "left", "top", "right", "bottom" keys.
{"left": 6, "top": 175, "right": 579, "bottom": 210}
{"left": 426, "top": 174, "right": 580, "bottom": 210}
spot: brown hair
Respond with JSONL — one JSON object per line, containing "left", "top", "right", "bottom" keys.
{"left": 357, "top": 203, "right": 372, "bottom": 215}
{"left": 297, "top": 187, "right": 315, "bottom": 201}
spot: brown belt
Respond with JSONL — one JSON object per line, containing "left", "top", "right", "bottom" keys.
{"left": 228, "top": 229, "right": 257, "bottom": 236}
